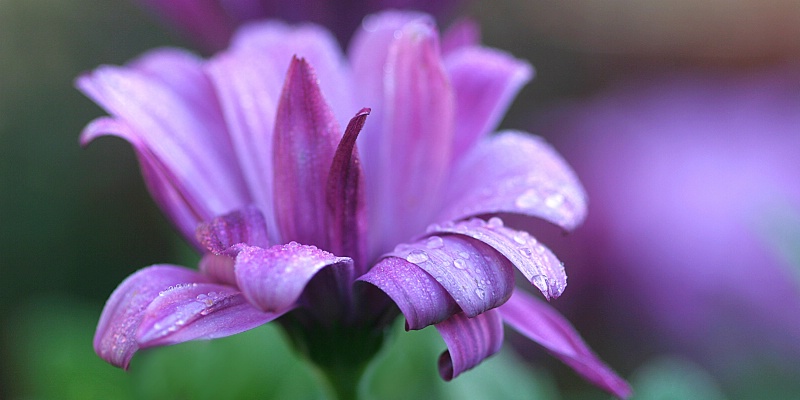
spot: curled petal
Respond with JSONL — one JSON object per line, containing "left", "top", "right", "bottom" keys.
{"left": 77, "top": 49, "right": 251, "bottom": 244}
{"left": 273, "top": 57, "right": 340, "bottom": 247}
{"left": 435, "top": 309, "right": 504, "bottom": 381}
{"left": 326, "top": 108, "right": 370, "bottom": 274}
{"left": 387, "top": 234, "right": 515, "bottom": 319}
{"left": 499, "top": 290, "right": 633, "bottom": 399}
{"left": 196, "top": 206, "right": 270, "bottom": 256}
{"left": 359, "top": 256, "right": 458, "bottom": 330}
{"left": 445, "top": 49, "right": 533, "bottom": 161}
{"left": 234, "top": 242, "right": 353, "bottom": 313}
{"left": 440, "top": 131, "right": 587, "bottom": 231}
{"left": 92, "top": 265, "right": 199, "bottom": 368}
{"left": 136, "top": 282, "right": 279, "bottom": 347}
{"left": 428, "top": 217, "right": 567, "bottom": 300}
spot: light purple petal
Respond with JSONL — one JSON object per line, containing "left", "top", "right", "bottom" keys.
{"left": 272, "top": 57, "right": 340, "bottom": 247}
{"left": 195, "top": 206, "right": 270, "bottom": 256}
{"left": 136, "top": 281, "right": 279, "bottom": 347}
{"left": 234, "top": 242, "right": 353, "bottom": 313}
{"left": 445, "top": 48, "right": 533, "bottom": 161}
{"left": 229, "top": 21, "right": 355, "bottom": 126}
{"left": 386, "top": 234, "right": 515, "bottom": 319}
{"left": 435, "top": 309, "right": 504, "bottom": 381}
{"left": 440, "top": 18, "right": 481, "bottom": 55}
{"left": 326, "top": 108, "right": 370, "bottom": 274}
{"left": 499, "top": 290, "right": 633, "bottom": 399}
{"left": 93, "top": 265, "right": 210, "bottom": 368}
{"left": 427, "top": 217, "right": 567, "bottom": 300}
{"left": 361, "top": 17, "right": 457, "bottom": 255}
{"left": 358, "top": 256, "right": 458, "bottom": 330}
{"left": 440, "top": 131, "right": 587, "bottom": 231}
{"left": 77, "top": 49, "right": 251, "bottom": 244}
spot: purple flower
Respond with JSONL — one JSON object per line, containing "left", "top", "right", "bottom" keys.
{"left": 137, "top": 0, "right": 462, "bottom": 51}
{"left": 79, "top": 11, "right": 631, "bottom": 398}
{"left": 536, "top": 68, "right": 800, "bottom": 381}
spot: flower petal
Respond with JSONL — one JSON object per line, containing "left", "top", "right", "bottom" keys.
{"left": 499, "top": 290, "right": 633, "bottom": 399}
{"left": 135, "top": 281, "right": 279, "bottom": 348}
{"left": 195, "top": 206, "right": 270, "bottom": 256}
{"left": 435, "top": 309, "right": 504, "bottom": 381}
{"left": 427, "top": 217, "right": 567, "bottom": 300}
{"left": 445, "top": 48, "right": 533, "bottom": 161}
{"left": 229, "top": 21, "right": 355, "bottom": 126}
{"left": 386, "top": 234, "right": 515, "bottom": 319}
{"left": 77, "top": 49, "right": 251, "bottom": 243}
{"left": 93, "top": 265, "right": 216, "bottom": 368}
{"left": 326, "top": 108, "right": 370, "bottom": 274}
{"left": 361, "top": 17, "right": 457, "bottom": 255}
{"left": 198, "top": 253, "right": 237, "bottom": 286}
{"left": 359, "top": 256, "right": 459, "bottom": 330}
{"left": 272, "top": 56, "right": 341, "bottom": 247}
{"left": 440, "top": 131, "right": 587, "bottom": 231}
{"left": 234, "top": 242, "right": 353, "bottom": 313}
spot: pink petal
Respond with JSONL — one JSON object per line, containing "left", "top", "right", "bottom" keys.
{"left": 435, "top": 309, "right": 504, "bottom": 381}
{"left": 427, "top": 217, "right": 567, "bottom": 300}
{"left": 440, "top": 131, "right": 587, "bottom": 231}
{"left": 358, "top": 256, "right": 458, "bottom": 330}
{"left": 385, "top": 234, "right": 515, "bottom": 319}
{"left": 499, "top": 290, "right": 633, "bottom": 399}
{"left": 445, "top": 48, "right": 533, "bottom": 161}
{"left": 325, "top": 108, "right": 370, "bottom": 274}
{"left": 233, "top": 242, "right": 352, "bottom": 313}
{"left": 195, "top": 206, "right": 270, "bottom": 256}
{"left": 361, "top": 17, "right": 457, "bottom": 255}
{"left": 272, "top": 57, "right": 341, "bottom": 247}
{"left": 136, "top": 281, "right": 280, "bottom": 347}
{"left": 77, "top": 49, "right": 251, "bottom": 244}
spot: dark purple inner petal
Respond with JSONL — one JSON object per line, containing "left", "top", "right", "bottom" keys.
{"left": 435, "top": 309, "right": 504, "bottom": 380}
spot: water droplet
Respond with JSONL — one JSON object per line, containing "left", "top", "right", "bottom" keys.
{"left": 515, "top": 189, "right": 540, "bottom": 209}
{"left": 535, "top": 245, "right": 545, "bottom": 255}
{"left": 518, "top": 247, "right": 533, "bottom": 258}
{"left": 545, "top": 193, "right": 565, "bottom": 208}
{"left": 458, "top": 251, "right": 470, "bottom": 259}
{"left": 532, "top": 275, "right": 548, "bottom": 292}
{"left": 426, "top": 236, "right": 444, "bottom": 249}
{"left": 406, "top": 250, "right": 429, "bottom": 264}
{"left": 426, "top": 223, "right": 441, "bottom": 233}
{"left": 467, "top": 218, "right": 485, "bottom": 228}
{"left": 513, "top": 231, "right": 529, "bottom": 245}
{"left": 475, "top": 288, "right": 486, "bottom": 300}
{"left": 453, "top": 259, "right": 467, "bottom": 269}
{"left": 487, "top": 217, "right": 504, "bottom": 228}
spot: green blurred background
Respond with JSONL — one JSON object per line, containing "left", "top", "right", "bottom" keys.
{"left": 1, "top": 0, "right": 798, "bottom": 399}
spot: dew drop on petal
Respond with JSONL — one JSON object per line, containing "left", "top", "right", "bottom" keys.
{"left": 532, "top": 274, "right": 548, "bottom": 292}
{"left": 475, "top": 288, "right": 486, "bottom": 300}
{"left": 545, "top": 192, "right": 565, "bottom": 208}
{"left": 513, "top": 231, "right": 529, "bottom": 245}
{"left": 457, "top": 251, "right": 470, "bottom": 259}
{"left": 406, "top": 250, "right": 429, "bottom": 264}
{"left": 515, "top": 189, "right": 540, "bottom": 209}
{"left": 453, "top": 259, "right": 467, "bottom": 269}
{"left": 487, "top": 217, "right": 504, "bottom": 229}
{"left": 426, "top": 236, "right": 444, "bottom": 249}
{"left": 518, "top": 247, "right": 533, "bottom": 258}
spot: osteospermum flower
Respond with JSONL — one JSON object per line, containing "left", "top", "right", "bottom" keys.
{"left": 79, "top": 11, "right": 631, "bottom": 398}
